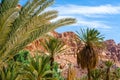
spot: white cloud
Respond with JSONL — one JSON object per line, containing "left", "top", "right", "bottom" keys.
{"left": 77, "top": 20, "right": 111, "bottom": 29}
{"left": 51, "top": 15, "right": 111, "bottom": 29}
{"left": 49, "top": 4, "right": 120, "bottom": 15}
{"left": 48, "top": 4, "right": 119, "bottom": 29}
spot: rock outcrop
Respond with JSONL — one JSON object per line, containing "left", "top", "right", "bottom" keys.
{"left": 103, "top": 40, "right": 120, "bottom": 66}
{"left": 25, "top": 31, "right": 120, "bottom": 77}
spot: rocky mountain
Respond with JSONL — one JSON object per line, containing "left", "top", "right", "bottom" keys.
{"left": 103, "top": 40, "right": 120, "bottom": 66}
{"left": 25, "top": 31, "right": 120, "bottom": 77}
{"left": 25, "top": 31, "right": 120, "bottom": 62}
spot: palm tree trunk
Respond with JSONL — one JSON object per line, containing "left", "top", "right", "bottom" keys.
{"left": 50, "top": 56, "right": 54, "bottom": 77}
{"left": 106, "top": 67, "right": 110, "bottom": 80}
{"left": 87, "top": 68, "right": 91, "bottom": 80}
{"left": 50, "top": 56, "right": 54, "bottom": 70}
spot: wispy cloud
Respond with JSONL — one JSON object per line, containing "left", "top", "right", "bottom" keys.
{"left": 49, "top": 4, "right": 120, "bottom": 29}
{"left": 52, "top": 15, "right": 111, "bottom": 29}
{"left": 49, "top": 4, "right": 120, "bottom": 16}
{"left": 77, "top": 19, "right": 111, "bottom": 29}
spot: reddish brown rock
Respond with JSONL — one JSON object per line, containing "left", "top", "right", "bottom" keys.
{"left": 25, "top": 31, "right": 120, "bottom": 78}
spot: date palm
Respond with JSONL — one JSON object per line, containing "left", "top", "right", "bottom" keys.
{"left": 20, "top": 54, "right": 54, "bottom": 80}
{"left": 41, "top": 37, "right": 65, "bottom": 71}
{"left": 0, "top": 0, "right": 76, "bottom": 67}
{"left": 76, "top": 28, "right": 104, "bottom": 80}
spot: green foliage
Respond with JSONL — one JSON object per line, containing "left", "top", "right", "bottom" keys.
{"left": 13, "top": 50, "right": 29, "bottom": 64}
{"left": 41, "top": 36, "right": 66, "bottom": 71}
{"left": 52, "top": 62, "right": 64, "bottom": 80}
{"left": 0, "top": 52, "right": 63, "bottom": 80}
{"left": 114, "top": 68, "right": 120, "bottom": 80}
{"left": 0, "top": 62, "right": 21, "bottom": 80}
{"left": 42, "top": 36, "right": 65, "bottom": 57}
{"left": 103, "top": 61, "right": 113, "bottom": 80}
{"left": 90, "top": 69, "right": 103, "bottom": 80}
{"left": 0, "top": 0, "right": 76, "bottom": 66}
{"left": 76, "top": 28, "right": 104, "bottom": 47}
{"left": 105, "top": 61, "right": 113, "bottom": 68}
{"left": 21, "top": 54, "right": 54, "bottom": 80}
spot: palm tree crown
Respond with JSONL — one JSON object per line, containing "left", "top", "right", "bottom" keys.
{"left": 42, "top": 37, "right": 65, "bottom": 56}
{"left": 41, "top": 36, "right": 65, "bottom": 72}
{"left": 76, "top": 28, "right": 104, "bottom": 80}
{"left": 0, "top": 0, "right": 76, "bottom": 66}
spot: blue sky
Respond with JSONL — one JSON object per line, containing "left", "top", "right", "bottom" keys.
{"left": 19, "top": 0, "right": 120, "bottom": 43}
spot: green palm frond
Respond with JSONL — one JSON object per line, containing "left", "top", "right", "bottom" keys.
{"left": 91, "top": 69, "right": 103, "bottom": 80}
{"left": 0, "top": 62, "right": 20, "bottom": 80}
{"left": 41, "top": 36, "right": 65, "bottom": 56}
{"left": 114, "top": 68, "right": 120, "bottom": 79}
{"left": 0, "top": 0, "right": 19, "bottom": 13}
{"left": 104, "top": 61, "right": 113, "bottom": 80}
{"left": 105, "top": 61, "right": 113, "bottom": 68}
{"left": 22, "top": 55, "right": 53, "bottom": 80}
{"left": 0, "top": 0, "right": 76, "bottom": 66}
{"left": 41, "top": 36, "right": 66, "bottom": 74}
{"left": 0, "top": 6, "right": 19, "bottom": 48}
{"left": 76, "top": 28, "right": 104, "bottom": 47}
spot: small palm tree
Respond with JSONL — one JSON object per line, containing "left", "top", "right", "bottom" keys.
{"left": 21, "top": 54, "right": 53, "bottom": 80}
{"left": 76, "top": 28, "right": 104, "bottom": 80}
{"left": 41, "top": 37, "right": 66, "bottom": 71}
{"left": 91, "top": 68, "right": 103, "bottom": 80}
{"left": 113, "top": 68, "right": 120, "bottom": 80}
{"left": 0, "top": 0, "right": 76, "bottom": 67}
{"left": 104, "top": 61, "right": 113, "bottom": 80}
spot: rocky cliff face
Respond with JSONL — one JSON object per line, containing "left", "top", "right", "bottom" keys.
{"left": 25, "top": 31, "right": 80, "bottom": 55}
{"left": 25, "top": 31, "right": 120, "bottom": 63}
{"left": 25, "top": 31, "right": 120, "bottom": 77}
{"left": 103, "top": 40, "right": 120, "bottom": 65}
{"left": 25, "top": 31, "right": 120, "bottom": 62}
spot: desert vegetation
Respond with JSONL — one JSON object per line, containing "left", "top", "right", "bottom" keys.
{"left": 0, "top": 0, "right": 120, "bottom": 80}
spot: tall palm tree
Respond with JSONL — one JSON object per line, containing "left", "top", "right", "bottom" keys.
{"left": 76, "top": 28, "right": 104, "bottom": 80}
{"left": 41, "top": 37, "right": 66, "bottom": 71}
{"left": 0, "top": 0, "right": 76, "bottom": 66}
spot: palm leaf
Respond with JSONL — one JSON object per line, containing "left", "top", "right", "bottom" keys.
{"left": 0, "top": 0, "right": 76, "bottom": 67}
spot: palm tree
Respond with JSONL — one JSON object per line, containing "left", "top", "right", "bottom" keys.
{"left": 76, "top": 28, "right": 104, "bottom": 80}
{"left": 104, "top": 61, "right": 113, "bottom": 80}
{"left": 113, "top": 68, "right": 120, "bottom": 80}
{"left": 21, "top": 54, "right": 54, "bottom": 80}
{"left": 0, "top": 0, "right": 76, "bottom": 66}
{"left": 41, "top": 37, "right": 65, "bottom": 71}
{"left": 90, "top": 68, "right": 103, "bottom": 80}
